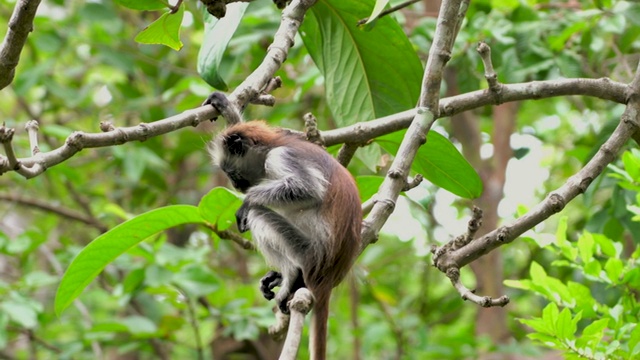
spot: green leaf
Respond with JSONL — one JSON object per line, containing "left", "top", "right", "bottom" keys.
{"left": 364, "top": 0, "right": 389, "bottom": 25}
{"left": 542, "top": 302, "right": 560, "bottom": 335}
{"left": 527, "top": 333, "right": 562, "bottom": 348}
{"left": 197, "top": 3, "right": 249, "bottom": 90}
{"left": 529, "top": 261, "right": 548, "bottom": 286}
{"left": 604, "top": 257, "right": 624, "bottom": 284}
{"left": 376, "top": 130, "right": 482, "bottom": 199}
{"left": 504, "top": 279, "right": 533, "bottom": 290}
{"left": 172, "top": 265, "right": 220, "bottom": 298}
{"left": 134, "top": 5, "right": 184, "bottom": 51}
{"left": 567, "top": 282, "right": 596, "bottom": 318}
{"left": 0, "top": 301, "right": 38, "bottom": 328}
{"left": 122, "top": 268, "right": 145, "bottom": 294}
{"left": 593, "top": 233, "right": 618, "bottom": 257}
{"left": 581, "top": 318, "right": 608, "bottom": 342}
{"left": 577, "top": 232, "right": 595, "bottom": 263}
{"left": 114, "top": 0, "right": 167, "bottom": 11}
{"left": 55, "top": 205, "right": 205, "bottom": 316}
{"left": 120, "top": 316, "right": 158, "bottom": 335}
{"left": 629, "top": 324, "right": 640, "bottom": 355}
{"left": 623, "top": 151, "right": 640, "bottom": 181}
{"left": 300, "top": 0, "right": 422, "bottom": 126}
{"left": 356, "top": 175, "right": 385, "bottom": 202}
{"left": 555, "top": 216, "right": 571, "bottom": 257}
{"left": 198, "top": 187, "right": 243, "bottom": 231}
{"left": 584, "top": 259, "right": 603, "bottom": 279}
{"left": 556, "top": 308, "right": 576, "bottom": 339}
{"left": 519, "top": 317, "right": 553, "bottom": 335}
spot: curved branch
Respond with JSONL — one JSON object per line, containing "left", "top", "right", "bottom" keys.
{"left": 0, "top": 0, "right": 42, "bottom": 90}
{"left": 227, "top": 0, "right": 317, "bottom": 115}
{"left": 321, "top": 78, "right": 628, "bottom": 146}
{"left": 434, "top": 63, "right": 640, "bottom": 273}
{"left": 1, "top": 0, "right": 318, "bottom": 178}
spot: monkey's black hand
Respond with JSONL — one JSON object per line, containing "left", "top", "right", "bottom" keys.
{"left": 202, "top": 92, "right": 230, "bottom": 121}
{"left": 277, "top": 297, "right": 290, "bottom": 315}
{"left": 236, "top": 203, "right": 251, "bottom": 232}
{"left": 260, "top": 271, "right": 282, "bottom": 300}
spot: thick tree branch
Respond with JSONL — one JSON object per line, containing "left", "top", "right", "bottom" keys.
{"left": 0, "top": 0, "right": 42, "bottom": 90}
{"left": 0, "top": 77, "right": 628, "bottom": 178}
{"left": 433, "top": 61, "right": 640, "bottom": 274}
{"left": 360, "top": 0, "right": 466, "bottom": 247}
{"left": 225, "top": 0, "right": 317, "bottom": 122}
{"left": 1, "top": 0, "right": 317, "bottom": 178}
{"left": 321, "top": 78, "right": 628, "bottom": 147}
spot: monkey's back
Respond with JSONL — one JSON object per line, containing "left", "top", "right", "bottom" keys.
{"left": 277, "top": 134, "right": 362, "bottom": 291}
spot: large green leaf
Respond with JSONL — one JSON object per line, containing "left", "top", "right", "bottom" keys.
{"left": 376, "top": 130, "right": 483, "bottom": 199}
{"left": 300, "top": 0, "right": 422, "bottom": 126}
{"left": 55, "top": 205, "right": 205, "bottom": 316}
{"left": 114, "top": 0, "right": 166, "bottom": 11}
{"left": 134, "top": 5, "right": 184, "bottom": 51}
{"left": 198, "top": 3, "right": 250, "bottom": 90}
{"left": 198, "top": 187, "right": 243, "bottom": 231}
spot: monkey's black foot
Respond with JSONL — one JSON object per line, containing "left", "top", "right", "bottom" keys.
{"left": 260, "top": 271, "right": 282, "bottom": 300}
{"left": 202, "top": 92, "right": 230, "bottom": 120}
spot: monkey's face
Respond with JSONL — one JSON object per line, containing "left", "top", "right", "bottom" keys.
{"left": 218, "top": 133, "right": 268, "bottom": 193}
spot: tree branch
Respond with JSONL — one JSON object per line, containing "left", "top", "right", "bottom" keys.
{"left": 1, "top": 0, "right": 318, "bottom": 178}
{"left": 225, "top": 0, "right": 318, "bottom": 121}
{"left": 321, "top": 77, "right": 628, "bottom": 147}
{"left": 0, "top": 0, "right": 42, "bottom": 90}
{"left": 0, "top": 76, "right": 628, "bottom": 178}
{"left": 360, "top": 0, "right": 466, "bottom": 247}
{"left": 356, "top": 0, "right": 421, "bottom": 26}
{"left": 433, "top": 61, "right": 640, "bottom": 274}
{"left": 278, "top": 288, "right": 314, "bottom": 360}
{"left": 0, "top": 193, "right": 108, "bottom": 232}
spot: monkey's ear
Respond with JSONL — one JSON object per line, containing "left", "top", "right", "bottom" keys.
{"left": 224, "top": 133, "right": 248, "bottom": 156}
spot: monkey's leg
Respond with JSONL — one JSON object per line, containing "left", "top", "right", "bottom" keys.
{"left": 274, "top": 267, "right": 305, "bottom": 314}
{"left": 260, "top": 271, "right": 282, "bottom": 300}
{"left": 247, "top": 206, "right": 312, "bottom": 313}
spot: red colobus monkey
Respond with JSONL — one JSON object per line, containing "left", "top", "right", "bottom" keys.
{"left": 204, "top": 93, "right": 362, "bottom": 359}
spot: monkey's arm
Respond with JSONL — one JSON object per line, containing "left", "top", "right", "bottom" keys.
{"left": 236, "top": 147, "right": 327, "bottom": 232}
{"left": 244, "top": 147, "right": 327, "bottom": 207}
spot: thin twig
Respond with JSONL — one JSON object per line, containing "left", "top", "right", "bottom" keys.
{"left": 25, "top": 120, "right": 39, "bottom": 155}
{"left": 357, "top": 0, "right": 421, "bottom": 26}
{"left": 0, "top": 193, "right": 108, "bottom": 232}
{"left": 205, "top": 223, "right": 255, "bottom": 250}
{"left": 304, "top": 113, "right": 324, "bottom": 146}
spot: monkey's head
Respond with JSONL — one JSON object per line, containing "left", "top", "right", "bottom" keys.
{"left": 211, "top": 121, "right": 282, "bottom": 193}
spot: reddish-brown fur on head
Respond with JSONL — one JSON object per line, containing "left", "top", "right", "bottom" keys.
{"left": 219, "top": 121, "right": 294, "bottom": 147}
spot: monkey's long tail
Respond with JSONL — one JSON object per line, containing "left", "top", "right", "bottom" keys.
{"left": 309, "top": 288, "right": 331, "bottom": 360}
